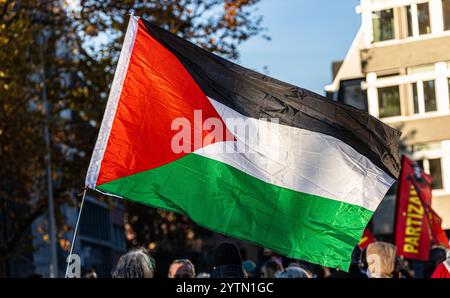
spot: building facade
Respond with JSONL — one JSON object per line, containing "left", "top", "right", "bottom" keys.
{"left": 326, "top": 0, "right": 450, "bottom": 235}
{"left": 31, "top": 194, "right": 127, "bottom": 278}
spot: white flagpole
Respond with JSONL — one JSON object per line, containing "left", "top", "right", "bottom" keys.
{"left": 64, "top": 188, "right": 87, "bottom": 278}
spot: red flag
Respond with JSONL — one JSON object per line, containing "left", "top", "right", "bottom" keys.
{"left": 411, "top": 159, "right": 450, "bottom": 248}
{"left": 420, "top": 197, "right": 450, "bottom": 249}
{"left": 359, "top": 227, "right": 376, "bottom": 250}
{"left": 395, "top": 156, "right": 431, "bottom": 261}
{"left": 431, "top": 262, "right": 450, "bottom": 278}
{"left": 427, "top": 208, "right": 450, "bottom": 248}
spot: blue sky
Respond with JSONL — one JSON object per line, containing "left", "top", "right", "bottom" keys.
{"left": 238, "top": 0, "right": 361, "bottom": 95}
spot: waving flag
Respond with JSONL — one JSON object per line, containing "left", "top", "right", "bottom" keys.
{"left": 426, "top": 207, "right": 450, "bottom": 248}
{"left": 395, "top": 155, "right": 449, "bottom": 261}
{"left": 395, "top": 156, "right": 431, "bottom": 260}
{"left": 86, "top": 16, "right": 401, "bottom": 270}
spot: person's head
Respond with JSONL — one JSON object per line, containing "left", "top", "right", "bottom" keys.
{"left": 395, "top": 257, "right": 412, "bottom": 278}
{"left": 84, "top": 267, "right": 97, "bottom": 278}
{"left": 261, "top": 260, "right": 283, "bottom": 278}
{"left": 423, "top": 247, "right": 448, "bottom": 277}
{"left": 366, "top": 242, "right": 396, "bottom": 278}
{"left": 348, "top": 245, "right": 364, "bottom": 275}
{"left": 276, "top": 266, "right": 311, "bottom": 278}
{"left": 210, "top": 242, "right": 245, "bottom": 278}
{"left": 242, "top": 260, "right": 256, "bottom": 278}
{"left": 112, "top": 248, "right": 155, "bottom": 278}
{"left": 263, "top": 248, "right": 273, "bottom": 258}
{"left": 212, "top": 242, "right": 243, "bottom": 267}
{"left": 429, "top": 247, "right": 447, "bottom": 266}
{"left": 288, "top": 262, "right": 316, "bottom": 277}
{"left": 168, "top": 259, "right": 196, "bottom": 278}
{"left": 257, "top": 247, "right": 273, "bottom": 262}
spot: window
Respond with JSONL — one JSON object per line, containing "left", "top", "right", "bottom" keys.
{"left": 411, "top": 142, "right": 442, "bottom": 152}
{"left": 443, "top": 0, "right": 450, "bottom": 31}
{"left": 412, "top": 141, "right": 445, "bottom": 191}
{"left": 417, "top": 2, "right": 431, "bottom": 35}
{"left": 112, "top": 225, "right": 126, "bottom": 251}
{"left": 404, "top": 2, "right": 432, "bottom": 37}
{"left": 417, "top": 158, "right": 443, "bottom": 189}
{"left": 412, "top": 82, "right": 419, "bottom": 113}
{"left": 428, "top": 158, "right": 443, "bottom": 189}
{"left": 409, "top": 80, "right": 437, "bottom": 114}
{"left": 80, "top": 201, "right": 111, "bottom": 242}
{"left": 378, "top": 86, "right": 401, "bottom": 117}
{"left": 372, "top": 9, "right": 395, "bottom": 42}
{"left": 408, "top": 64, "right": 435, "bottom": 74}
{"left": 423, "top": 80, "right": 437, "bottom": 112}
{"left": 406, "top": 5, "right": 413, "bottom": 37}
{"left": 337, "top": 79, "right": 368, "bottom": 112}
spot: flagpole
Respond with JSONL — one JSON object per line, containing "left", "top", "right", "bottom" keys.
{"left": 65, "top": 188, "right": 87, "bottom": 278}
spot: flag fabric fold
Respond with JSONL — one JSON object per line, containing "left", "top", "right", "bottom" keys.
{"left": 86, "top": 16, "right": 401, "bottom": 270}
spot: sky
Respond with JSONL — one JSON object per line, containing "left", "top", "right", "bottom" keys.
{"left": 238, "top": 0, "right": 361, "bottom": 95}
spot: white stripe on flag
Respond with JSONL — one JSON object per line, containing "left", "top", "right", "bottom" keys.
{"left": 194, "top": 97, "right": 394, "bottom": 211}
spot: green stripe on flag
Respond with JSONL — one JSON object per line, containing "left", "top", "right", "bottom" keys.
{"left": 97, "top": 153, "right": 373, "bottom": 270}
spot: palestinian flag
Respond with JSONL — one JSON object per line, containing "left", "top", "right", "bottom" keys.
{"left": 86, "top": 16, "right": 401, "bottom": 270}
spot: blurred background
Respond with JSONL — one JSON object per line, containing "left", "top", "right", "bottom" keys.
{"left": 1, "top": 0, "right": 449, "bottom": 278}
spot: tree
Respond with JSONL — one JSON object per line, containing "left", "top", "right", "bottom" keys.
{"left": 0, "top": 0, "right": 266, "bottom": 275}
{"left": 0, "top": 1, "right": 67, "bottom": 275}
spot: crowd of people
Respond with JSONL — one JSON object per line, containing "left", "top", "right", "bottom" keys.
{"left": 103, "top": 241, "right": 449, "bottom": 278}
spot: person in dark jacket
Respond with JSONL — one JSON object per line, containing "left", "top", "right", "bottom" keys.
{"left": 424, "top": 247, "right": 447, "bottom": 277}
{"left": 431, "top": 251, "right": 450, "bottom": 278}
{"left": 210, "top": 242, "right": 246, "bottom": 278}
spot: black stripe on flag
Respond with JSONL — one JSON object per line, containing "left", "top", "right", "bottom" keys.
{"left": 142, "top": 19, "right": 401, "bottom": 179}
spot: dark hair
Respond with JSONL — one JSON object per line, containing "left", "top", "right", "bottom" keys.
{"left": 263, "top": 260, "right": 282, "bottom": 272}
{"left": 212, "top": 242, "right": 243, "bottom": 267}
{"left": 424, "top": 247, "right": 447, "bottom": 277}
{"left": 210, "top": 242, "right": 245, "bottom": 278}
{"left": 112, "top": 248, "right": 155, "bottom": 278}
{"left": 429, "top": 247, "right": 447, "bottom": 266}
